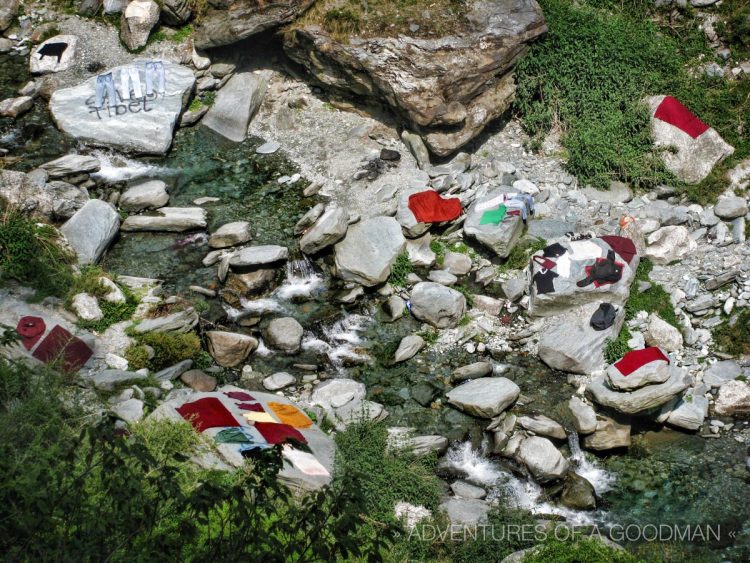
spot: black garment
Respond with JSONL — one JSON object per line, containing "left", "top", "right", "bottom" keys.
{"left": 37, "top": 42, "right": 68, "bottom": 63}
{"left": 543, "top": 242, "right": 567, "bottom": 258}
{"left": 590, "top": 303, "right": 617, "bottom": 330}
{"left": 576, "top": 250, "right": 623, "bottom": 288}
{"left": 567, "top": 232, "right": 593, "bottom": 241}
{"left": 533, "top": 269, "right": 559, "bottom": 294}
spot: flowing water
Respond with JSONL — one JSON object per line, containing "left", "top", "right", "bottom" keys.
{"left": 2, "top": 52, "right": 749, "bottom": 558}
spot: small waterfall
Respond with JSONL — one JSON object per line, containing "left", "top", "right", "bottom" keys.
{"left": 275, "top": 257, "right": 324, "bottom": 300}
{"left": 568, "top": 430, "right": 615, "bottom": 495}
{"left": 302, "top": 314, "right": 370, "bottom": 368}
{"left": 90, "top": 150, "right": 176, "bottom": 183}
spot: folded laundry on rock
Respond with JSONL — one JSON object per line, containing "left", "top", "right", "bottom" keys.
{"left": 214, "top": 426, "right": 266, "bottom": 444}
{"left": 407, "top": 190, "right": 463, "bottom": 223}
{"left": 479, "top": 205, "right": 507, "bottom": 225}
{"left": 282, "top": 445, "right": 330, "bottom": 477}
{"left": 255, "top": 421, "right": 307, "bottom": 445}
{"left": 600, "top": 236, "right": 637, "bottom": 265}
{"left": 614, "top": 347, "right": 670, "bottom": 376}
{"left": 268, "top": 402, "right": 313, "bottom": 429}
{"left": 31, "top": 324, "right": 93, "bottom": 373}
{"left": 590, "top": 303, "right": 617, "bottom": 331}
{"left": 576, "top": 250, "right": 624, "bottom": 288}
{"left": 654, "top": 95, "right": 709, "bottom": 139}
{"left": 236, "top": 402, "right": 265, "bottom": 412}
{"left": 224, "top": 391, "right": 256, "bottom": 401}
{"left": 243, "top": 411, "right": 278, "bottom": 424}
{"left": 177, "top": 397, "right": 241, "bottom": 431}
{"left": 16, "top": 316, "right": 46, "bottom": 351}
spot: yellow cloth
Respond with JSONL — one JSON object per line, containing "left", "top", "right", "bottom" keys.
{"left": 268, "top": 402, "right": 313, "bottom": 429}
{"left": 243, "top": 411, "right": 277, "bottom": 424}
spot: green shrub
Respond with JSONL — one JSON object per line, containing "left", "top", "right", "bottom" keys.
{"left": 713, "top": 309, "right": 750, "bottom": 356}
{"left": 624, "top": 259, "right": 679, "bottom": 329}
{"left": 126, "top": 331, "right": 203, "bottom": 371}
{"left": 0, "top": 206, "right": 75, "bottom": 299}
{"left": 430, "top": 240, "right": 446, "bottom": 266}
{"left": 389, "top": 252, "right": 413, "bottom": 287}
{"left": 523, "top": 536, "right": 636, "bottom": 562}
{"left": 67, "top": 266, "right": 140, "bottom": 332}
{"left": 170, "top": 24, "right": 194, "bottom": 43}
{"left": 500, "top": 237, "right": 546, "bottom": 272}
{"left": 604, "top": 325, "right": 632, "bottom": 364}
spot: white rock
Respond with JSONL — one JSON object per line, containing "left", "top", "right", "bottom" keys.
{"left": 72, "top": 293, "right": 103, "bottom": 322}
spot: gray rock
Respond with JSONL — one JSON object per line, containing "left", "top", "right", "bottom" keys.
{"left": 60, "top": 199, "right": 120, "bottom": 264}
{"left": 229, "top": 245, "right": 289, "bottom": 268}
{"left": 119, "top": 179, "right": 169, "bottom": 211}
{"left": 263, "top": 371, "right": 296, "bottom": 391}
{"left": 206, "top": 330, "right": 258, "bottom": 367}
{"left": 310, "top": 378, "right": 366, "bottom": 409}
{"left": 705, "top": 270, "right": 738, "bottom": 291}
{"left": 439, "top": 498, "right": 490, "bottom": 527}
{"left": 209, "top": 221, "right": 252, "bottom": 249}
{"left": 568, "top": 396, "right": 597, "bottom": 435}
{"left": 427, "top": 270, "right": 457, "bottom": 286}
{"left": 685, "top": 294, "right": 716, "bottom": 313}
{"left": 583, "top": 416, "right": 631, "bottom": 451}
{"left": 264, "top": 317, "right": 304, "bottom": 354}
{"left": 202, "top": 72, "right": 268, "bottom": 142}
{"left": 112, "top": 398, "right": 145, "bottom": 423}
{"left": 294, "top": 203, "right": 325, "bottom": 235}
{"left": 538, "top": 303, "right": 625, "bottom": 374}
{"left": 464, "top": 190, "right": 524, "bottom": 258}
{"left": 644, "top": 315, "right": 683, "bottom": 352}
{"left": 502, "top": 277, "right": 526, "bottom": 301}
{"left": 703, "top": 360, "right": 742, "bottom": 388}
{"left": 581, "top": 181, "right": 633, "bottom": 203}
{"left": 472, "top": 295, "right": 504, "bottom": 316}
{"left": 516, "top": 436, "right": 568, "bottom": 482}
{"left": 452, "top": 362, "right": 493, "bottom": 381}
{"left": 180, "top": 369, "right": 217, "bottom": 392}
{"left": 526, "top": 219, "right": 576, "bottom": 241}
{"left": 451, "top": 480, "right": 487, "bottom": 500}
{"left": 518, "top": 415, "right": 567, "bottom": 440}
{"left": 395, "top": 189, "right": 430, "bottom": 238}
{"left": 334, "top": 216, "right": 406, "bottom": 286}
{"left": 560, "top": 472, "right": 596, "bottom": 510}
{"left": 121, "top": 207, "right": 207, "bottom": 232}
{"left": 645, "top": 226, "right": 698, "bottom": 265}
{"left": 607, "top": 355, "right": 671, "bottom": 391}
{"left": 50, "top": 62, "right": 195, "bottom": 154}
{"left": 132, "top": 308, "right": 199, "bottom": 334}
{"left": 401, "top": 130, "right": 431, "bottom": 169}
{"left": 120, "top": 0, "right": 160, "bottom": 51}
{"left": 0, "top": 96, "right": 33, "bottom": 118}
{"left": 713, "top": 195, "right": 748, "bottom": 220}
{"left": 714, "top": 380, "right": 750, "bottom": 416}
{"left": 161, "top": 0, "right": 192, "bottom": 26}
{"left": 92, "top": 369, "right": 148, "bottom": 391}
{"left": 446, "top": 377, "right": 520, "bottom": 418}
{"left": 410, "top": 282, "right": 466, "bottom": 329}
{"left": 442, "top": 251, "right": 472, "bottom": 275}
{"left": 666, "top": 391, "right": 708, "bottom": 431}
{"left": 382, "top": 295, "right": 405, "bottom": 322}
{"left": 154, "top": 359, "right": 193, "bottom": 381}
{"left": 394, "top": 334, "right": 425, "bottom": 363}
{"left": 300, "top": 206, "right": 349, "bottom": 255}
{"left": 405, "top": 233, "right": 436, "bottom": 267}
{"left": 72, "top": 293, "right": 103, "bottom": 322}
{"left": 0, "top": 170, "right": 89, "bottom": 221}
{"left": 587, "top": 366, "right": 690, "bottom": 414}
{"left": 40, "top": 154, "right": 100, "bottom": 178}
{"left": 0, "top": 0, "right": 18, "bottom": 31}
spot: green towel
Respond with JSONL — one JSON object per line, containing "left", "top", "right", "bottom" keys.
{"left": 215, "top": 427, "right": 253, "bottom": 444}
{"left": 480, "top": 205, "right": 507, "bottom": 225}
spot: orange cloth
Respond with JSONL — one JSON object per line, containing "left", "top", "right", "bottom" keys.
{"left": 268, "top": 402, "right": 313, "bottom": 429}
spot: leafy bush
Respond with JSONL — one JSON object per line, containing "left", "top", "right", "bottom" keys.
{"left": 125, "top": 331, "right": 203, "bottom": 371}
{"left": 0, "top": 206, "right": 74, "bottom": 299}
{"left": 389, "top": 252, "right": 413, "bottom": 287}
{"left": 500, "top": 237, "right": 546, "bottom": 272}
{"left": 604, "top": 325, "right": 632, "bottom": 364}
{"left": 430, "top": 239, "right": 446, "bottom": 266}
{"left": 713, "top": 309, "right": 750, "bottom": 356}
{"left": 523, "top": 537, "right": 636, "bottom": 562}
{"left": 624, "top": 259, "right": 679, "bottom": 329}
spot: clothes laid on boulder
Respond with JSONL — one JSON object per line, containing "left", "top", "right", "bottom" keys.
{"left": 479, "top": 205, "right": 507, "bottom": 225}
{"left": 590, "top": 303, "right": 617, "bottom": 331}
{"left": 255, "top": 421, "right": 307, "bottom": 445}
{"left": 600, "top": 236, "right": 637, "bottom": 265}
{"left": 31, "top": 325, "right": 93, "bottom": 373}
{"left": 177, "top": 397, "right": 241, "bottom": 431}
{"left": 16, "top": 316, "right": 46, "bottom": 350}
{"left": 243, "top": 411, "right": 278, "bottom": 424}
{"left": 654, "top": 96, "right": 709, "bottom": 139}
{"left": 236, "top": 402, "right": 265, "bottom": 412}
{"left": 576, "top": 250, "right": 624, "bottom": 288}
{"left": 407, "top": 190, "right": 462, "bottom": 223}
{"left": 214, "top": 426, "right": 264, "bottom": 444}
{"left": 532, "top": 268, "right": 559, "bottom": 294}
{"left": 543, "top": 243, "right": 566, "bottom": 258}
{"left": 614, "top": 347, "right": 670, "bottom": 376}
{"left": 554, "top": 240, "right": 603, "bottom": 278}
{"left": 282, "top": 445, "right": 330, "bottom": 477}
{"left": 268, "top": 402, "right": 313, "bottom": 429}
{"left": 224, "top": 391, "right": 256, "bottom": 401}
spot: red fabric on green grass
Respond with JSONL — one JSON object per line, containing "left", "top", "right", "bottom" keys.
{"left": 614, "top": 347, "right": 670, "bottom": 376}
{"left": 31, "top": 325, "right": 92, "bottom": 372}
{"left": 177, "top": 397, "right": 241, "bottom": 432}
{"left": 254, "top": 422, "right": 307, "bottom": 445}
{"left": 654, "top": 96, "right": 709, "bottom": 139}
{"left": 408, "top": 190, "right": 462, "bottom": 223}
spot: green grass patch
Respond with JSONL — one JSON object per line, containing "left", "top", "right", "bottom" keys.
{"left": 604, "top": 324, "right": 632, "bottom": 364}
{"left": 624, "top": 259, "right": 679, "bottom": 329}
{"left": 0, "top": 206, "right": 75, "bottom": 299}
{"left": 713, "top": 309, "right": 750, "bottom": 356}
{"left": 170, "top": 24, "right": 194, "bottom": 43}
{"left": 522, "top": 536, "right": 636, "bottom": 563}
{"left": 66, "top": 266, "right": 139, "bottom": 332}
{"left": 125, "top": 331, "right": 203, "bottom": 371}
{"left": 388, "top": 252, "right": 413, "bottom": 288}
{"left": 453, "top": 284, "right": 475, "bottom": 309}
{"left": 430, "top": 239, "right": 446, "bottom": 266}
{"left": 500, "top": 237, "right": 546, "bottom": 273}
{"left": 514, "top": 0, "right": 749, "bottom": 202}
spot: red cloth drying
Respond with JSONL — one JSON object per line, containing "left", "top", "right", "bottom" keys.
{"left": 224, "top": 391, "right": 256, "bottom": 402}
{"left": 255, "top": 422, "right": 307, "bottom": 445}
{"left": 408, "top": 191, "right": 462, "bottom": 223}
{"left": 177, "top": 397, "right": 241, "bottom": 432}
{"left": 654, "top": 96, "right": 709, "bottom": 139}
{"left": 236, "top": 402, "right": 265, "bottom": 412}
{"left": 600, "top": 236, "right": 638, "bottom": 265}
{"left": 16, "top": 316, "right": 46, "bottom": 351}
{"left": 31, "top": 325, "right": 92, "bottom": 373}
{"left": 614, "top": 347, "right": 670, "bottom": 376}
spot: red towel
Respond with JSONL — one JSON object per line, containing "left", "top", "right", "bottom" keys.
{"left": 177, "top": 397, "right": 241, "bottom": 432}
{"left": 16, "top": 316, "right": 46, "bottom": 351}
{"left": 236, "top": 402, "right": 265, "bottom": 412}
{"left": 31, "top": 325, "right": 92, "bottom": 373}
{"left": 255, "top": 422, "right": 307, "bottom": 445}
{"left": 407, "top": 191, "right": 462, "bottom": 223}
{"left": 654, "top": 96, "right": 709, "bottom": 139}
{"left": 600, "top": 236, "right": 638, "bottom": 265}
{"left": 224, "top": 391, "right": 256, "bottom": 402}
{"left": 614, "top": 347, "right": 670, "bottom": 376}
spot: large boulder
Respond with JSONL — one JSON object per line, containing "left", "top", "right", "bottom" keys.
{"left": 587, "top": 366, "right": 690, "bottom": 415}
{"left": 439, "top": 498, "right": 490, "bottom": 527}
{"left": 529, "top": 236, "right": 639, "bottom": 317}
{"left": 665, "top": 391, "right": 708, "bottom": 431}
{"left": 644, "top": 226, "right": 697, "bottom": 265}
{"left": 209, "top": 221, "right": 252, "bottom": 249}
{"left": 194, "top": 0, "right": 316, "bottom": 49}
{"left": 60, "top": 199, "right": 120, "bottom": 264}
{"left": 333, "top": 216, "right": 406, "bottom": 286}
{"left": 516, "top": 436, "right": 568, "bottom": 482}
{"left": 120, "top": 0, "right": 160, "bottom": 51}
{"left": 206, "top": 330, "right": 258, "bottom": 367}
{"left": 0, "top": 169, "right": 89, "bottom": 221}
{"left": 582, "top": 415, "right": 631, "bottom": 451}
{"left": 202, "top": 72, "right": 268, "bottom": 142}
{"left": 299, "top": 206, "right": 349, "bottom": 255}
{"left": 30, "top": 35, "right": 78, "bottom": 74}
{"left": 518, "top": 415, "right": 566, "bottom": 440}
{"left": 40, "top": 154, "right": 100, "bottom": 178}
{"left": 264, "top": 317, "right": 304, "bottom": 354}
{"left": 160, "top": 0, "right": 192, "bottom": 26}
{"left": 446, "top": 377, "right": 520, "bottom": 418}
{"left": 645, "top": 95, "right": 734, "bottom": 184}
{"left": 644, "top": 314, "right": 683, "bottom": 352}
{"left": 119, "top": 179, "right": 169, "bottom": 211}
{"left": 0, "top": 0, "right": 18, "bottom": 31}
{"left": 229, "top": 245, "right": 288, "bottom": 268}
{"left": 567, "top": 396, "right": 597, "bottom": 435}
{"left": 410, "top": 282, "right": 467, "bottom": 329}
{"left": 713, "top": 195, "right": 748, "bottom": 220}
{"left": 538, "top": 302, "right": 625, "bottom": 374}
{"left": 49, "top": 61, "right": 195, "bottom": 154}
{"left": 283, "top": 0, "right": 547, "bottom": 156}
{"left": 393, "top": 334, "right": 425, "bottom": 364}
{"left": 121, "top": 207, "right": 207, "bottom": 232}
{"left": 714, "top": 380, "right": 750, "bottom": 416}
{"left": 463, "top": 190, "right": 524, "bottom": 258}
